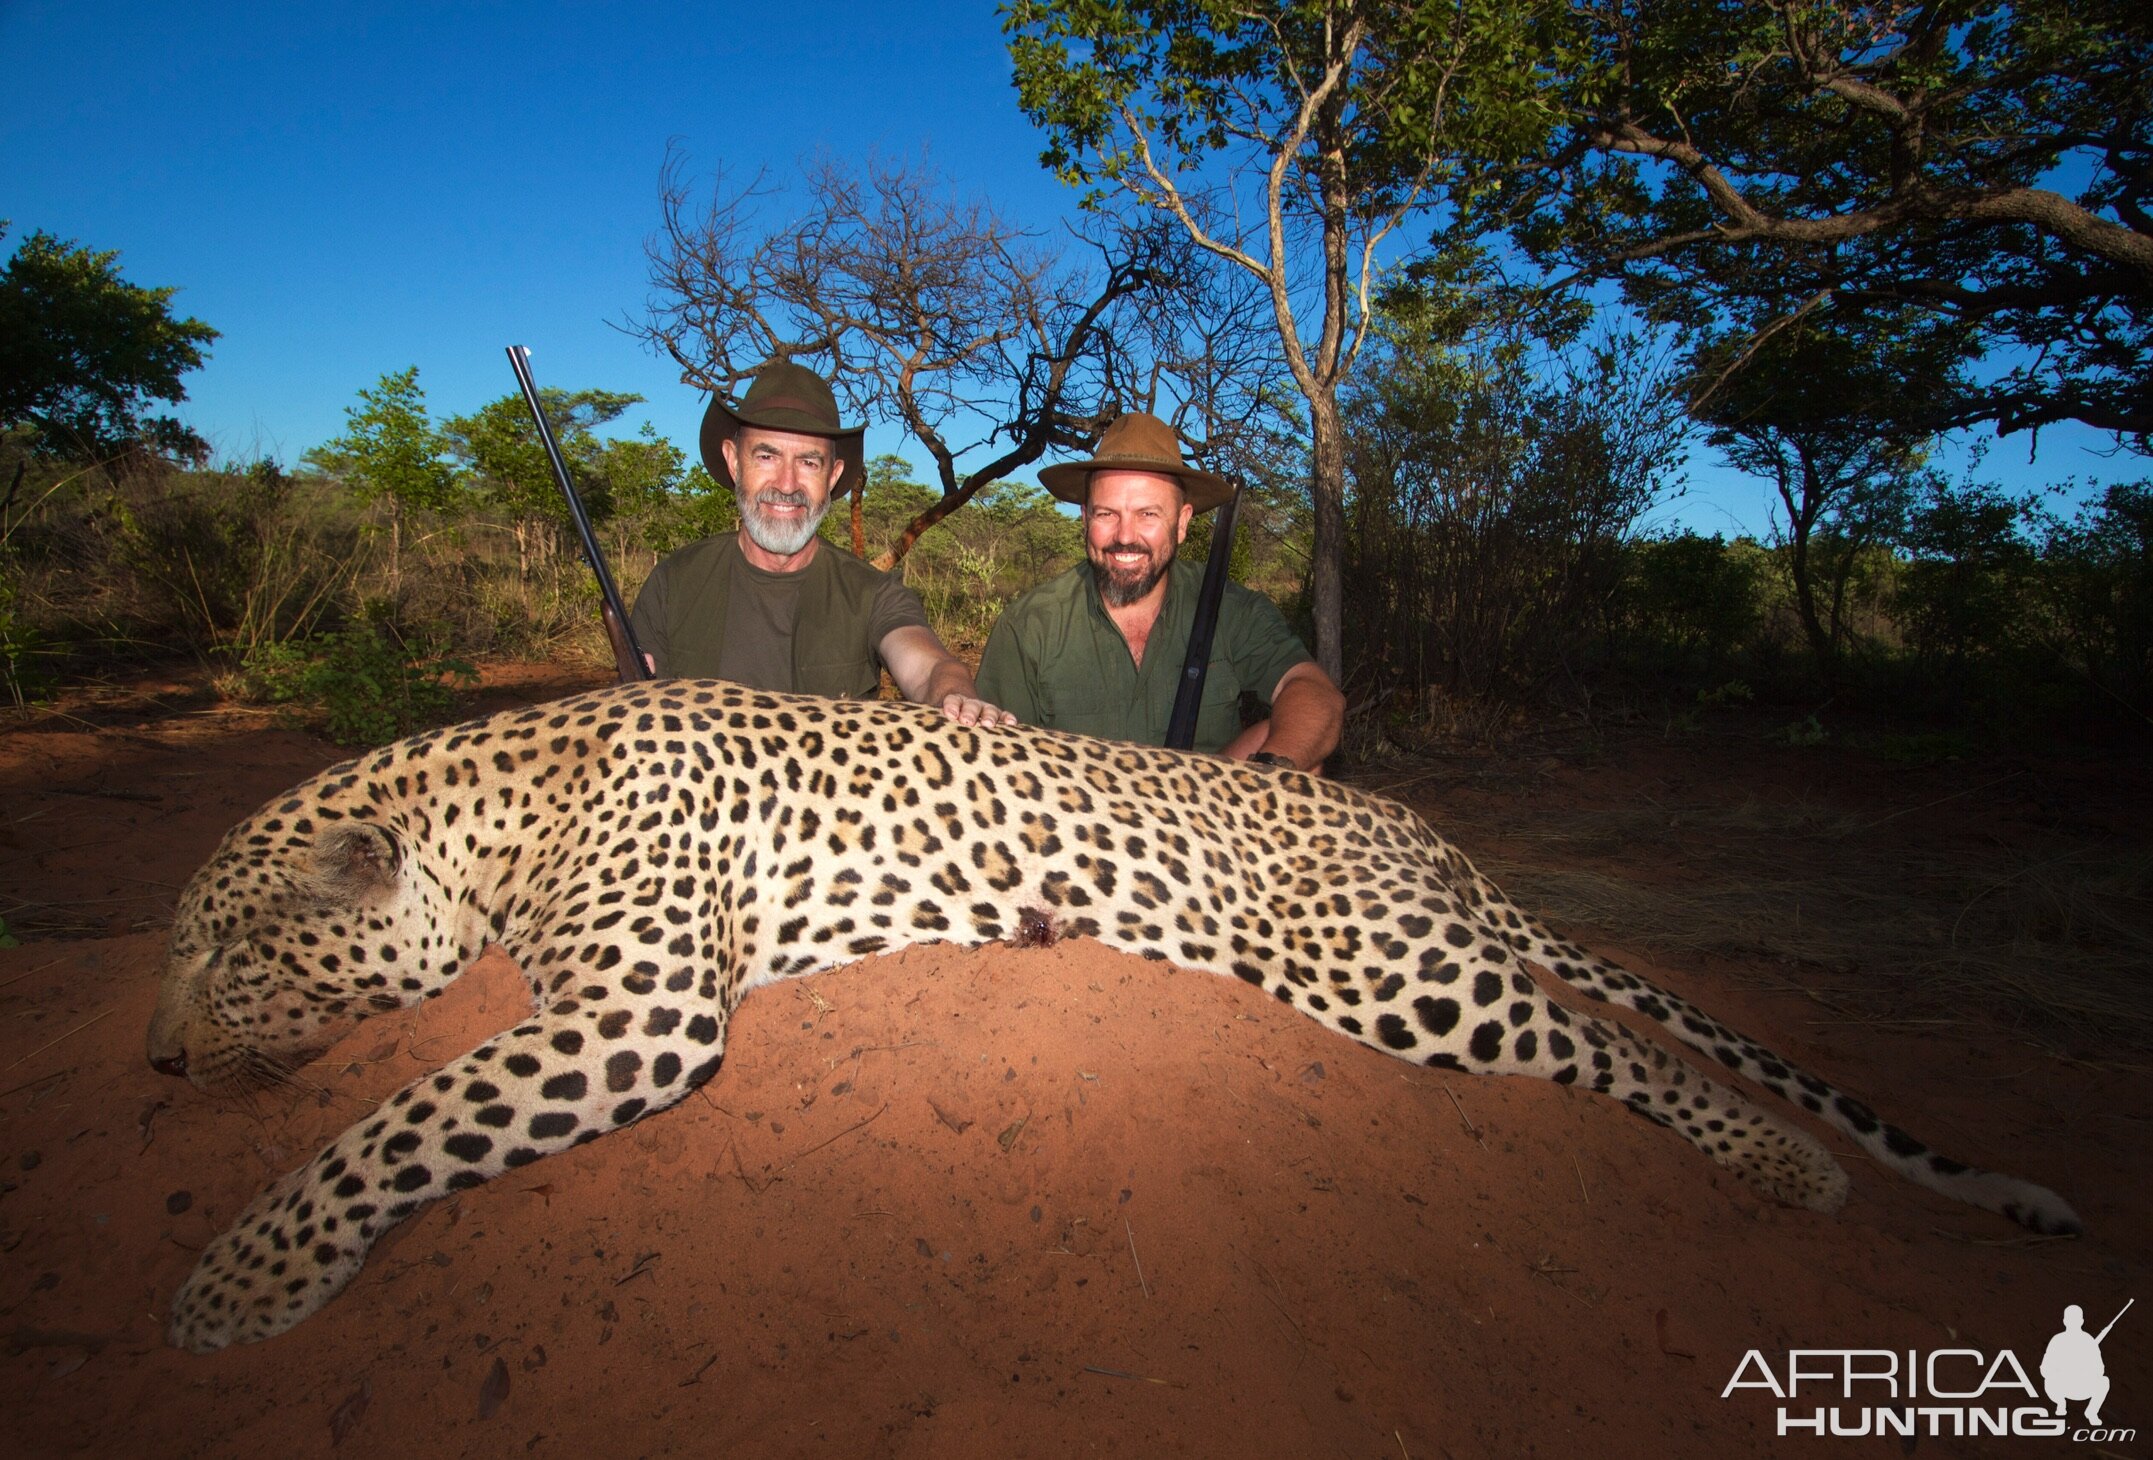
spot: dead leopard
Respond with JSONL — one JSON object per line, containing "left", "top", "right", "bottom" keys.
{"left": 148, "top": 681, "right": 2080, "bottom": 1351}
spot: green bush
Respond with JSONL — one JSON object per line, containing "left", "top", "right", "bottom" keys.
{"left": 2036, "top": 479, "right": 2153, "bottom": 710}
{"left": 1777, "top": 713, "right": 1829, "bottom": 747}
{"left": 1618, "top": 534, "right": 1769, "bottom": 676}
{"left": 107, "top": 460, "right": 359, "bottom": 653}
{"left": 0, "top": 577, "right": 54, "bottom": 709}
{"left": 241, "top": 626, "right": 477, "bottom": 747}
{"left": 1892, "top": 480, "right": 2036, "bottom": 679}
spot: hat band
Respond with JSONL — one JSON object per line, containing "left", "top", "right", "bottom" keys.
{"left": 741, "top": 394, "right": 836, "bottom": 426}
{"left": 1097, "top": 452, "right": 1187, "bottom": 472}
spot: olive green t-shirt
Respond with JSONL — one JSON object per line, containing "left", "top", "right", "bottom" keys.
{"left": 629, "top": 534, "right": 928, "bottom": 696}
{"left": 975, "top": 560, "right": 1312, "bottom": 753}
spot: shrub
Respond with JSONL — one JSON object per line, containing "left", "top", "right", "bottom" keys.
{"left": 241, "top": 625, "right": 477, "bottom": 747}
{"left": 2036, "top": 480, "right": 2153, "bottom": 714}
{"left": 1617, "top": 534, "right": 1769, "bottom": 677}
{"left": 1341, "top": 323, "right": 1687, "bottom": 706}
{"left": 104, "top": 460, "right": 359, "bottom": 653}
{"left": 0, "top": 576, "right": 54, "bottom": 709}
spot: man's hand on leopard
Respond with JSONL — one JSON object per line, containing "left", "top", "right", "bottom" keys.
{"left": 939, "top": 693, "right": 1018, "bottom": 727}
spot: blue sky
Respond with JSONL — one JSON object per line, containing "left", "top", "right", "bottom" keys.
{"left": 4, "top": 2, "right": 2140, "bottom": 538}
{"left": 2, "top": 3, "right": 1064, "bottom": 465}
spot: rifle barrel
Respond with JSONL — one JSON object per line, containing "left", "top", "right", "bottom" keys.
{"left": 504, "top": 346, "right": 652, "bottom": 682}
{"left": 2095, "top": 1297, "right": 2133, "bottom": 1344}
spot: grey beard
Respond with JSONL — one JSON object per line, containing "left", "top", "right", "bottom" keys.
{"left": 738, "top": 488, "right": 831, "bottom": 557}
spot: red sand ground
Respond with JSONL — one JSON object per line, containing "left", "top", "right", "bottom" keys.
{"left": 3, "top": 666, "right": 2145, "bottom": 1458}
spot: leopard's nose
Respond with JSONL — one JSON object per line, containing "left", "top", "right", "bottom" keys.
{"left": 151, "top": 1050, "right": 189, "bottom": 1079}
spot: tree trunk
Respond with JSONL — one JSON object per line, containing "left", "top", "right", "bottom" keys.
{"left": 387, "top": 500, "right": 403, "bottom": 605}
{"left": 1308, "top": 390, "right": 1347, "bottom": 683}
{"left": 1787, "top": 525, "right": 1831, "bottom": 663}
{"left": 1774, "top": 450, "right": 1834, "bottom": 665}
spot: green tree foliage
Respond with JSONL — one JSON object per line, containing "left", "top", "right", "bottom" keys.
{"left": 974, "top": 478, "right": 1084, "bottom": 584}
{"left": 304, "top": 367, "right": 463, "bottom": 602}
{"left": 1617, "top": 532, "right": 1770, "bottom": 679}
{"left": 1490, "top": 0, "right": 2153, "bottom": 451}
{"left": 822, "top": 454, "right": 940, "bottom": 560}
{"left": 442, "top": 387, "right": 645, "bottom": 524}
{"left": 819, "top": 453, "right": 1086, "bottom": 649}
{"left": 811, "top": 453, "right": 1085, "bottom": 590}
{"left": 242, "top": 624, "right": 477, "bottom": 747}
{"left": 604, "top": 424, "right": 692, "bottom": 522}
{"left": 1005, "top": 0, "right": 1553, "bottom": 680}
{"left": 1696, "top": 314, "right": 1962, "bottom": 665}
{"left": 2033, "top": 480, "right": 2153, "bottom": 710}
{"left": 1342, "top": 280, "right": 1688, "bottom": 706}
{"left": 1894, "top": 477, "right": 2038, "bottom": 680}
{"left": 0, "top": 224, "right": 218, "bottom": 459}
{"left": 305, "top": 367, "right": 459, "bottom": 515}
{"left": 639, "top": 462, "right": 737, "bottom": 557}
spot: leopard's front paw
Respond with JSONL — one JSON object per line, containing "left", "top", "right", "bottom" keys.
{"left": 167, "top": 1174, "right": 370, "bottom": 1352}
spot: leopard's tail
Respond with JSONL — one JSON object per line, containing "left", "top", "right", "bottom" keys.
{"left": 1476, "top": 875, "right": 2084, "bottom": 1236}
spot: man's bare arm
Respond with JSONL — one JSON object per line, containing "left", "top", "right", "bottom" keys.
{"left": 878, "top": 625, "right": 1017, "bottom": 727}
{"left": 1222, "top": 661, "right": 1344, "bottom": 771}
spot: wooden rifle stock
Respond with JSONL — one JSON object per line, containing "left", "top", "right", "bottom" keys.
{"left": 504, "top": 346, "right": 653, "bottom": 683}
{"left": 1164, "top": 483, "right": 1241, "bottom": 751}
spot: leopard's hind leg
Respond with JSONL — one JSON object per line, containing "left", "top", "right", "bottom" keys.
{"left": 1193, "top": 817, "right": 1850, "bottom": 1212}
{"left": 1339, "top": 961, "right": 1851, "bottom": 1212}
{"left": 1472, "top": 875, "right": 2082, "bottom": 1234}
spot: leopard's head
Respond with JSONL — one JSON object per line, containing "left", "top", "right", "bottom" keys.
{"left": 150, "top": 814, "right": 439, "bottom": 1094}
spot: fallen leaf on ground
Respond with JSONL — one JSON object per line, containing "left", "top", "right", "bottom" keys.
{"left": 328, "top": 1376, "right": 371, "bottom": 1446}
{"left": 477, "top": 1356, "right": 510, "bottom": 1419}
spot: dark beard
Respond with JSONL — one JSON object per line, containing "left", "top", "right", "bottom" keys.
{"left": 1091, "top": 542, "right": 1171, "bottom": 607}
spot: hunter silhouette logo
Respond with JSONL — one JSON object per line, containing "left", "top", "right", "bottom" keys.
{"left": 2043, "top": 1300, "right": 2130, "bottom": 1429}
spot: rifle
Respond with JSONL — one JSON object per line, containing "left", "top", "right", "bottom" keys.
{"left": 2095, "top": 1298, "right": 2133, "bottom": 1344}
{"left": 1163, "top": 481, "right": 1242, "bottom": 751}
{"left": 504, "top": 346, "right": 652, "bottom": 683}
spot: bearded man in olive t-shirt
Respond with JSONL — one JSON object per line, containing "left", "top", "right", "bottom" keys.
{"left": 630, "top": 362, "right": 1011, "bottom": 728}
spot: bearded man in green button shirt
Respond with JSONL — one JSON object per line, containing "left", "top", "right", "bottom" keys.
{"left": 976, "top": 413, "right": 1344, "bottom": 771}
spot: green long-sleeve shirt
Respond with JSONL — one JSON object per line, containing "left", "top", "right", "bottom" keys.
{"left": 976, "top": 560, "right": 1311, "bottom": 753}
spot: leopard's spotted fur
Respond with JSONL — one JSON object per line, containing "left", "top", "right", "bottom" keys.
{"left": 148, "top": 681, "right": 2080, "bottom": 1351}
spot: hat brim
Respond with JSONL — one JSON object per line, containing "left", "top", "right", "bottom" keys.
{"left": 700, "top": 396, "right": 867, "bottom": 497}
{"left": 1038, "top": 456, "right": 1235, "bottom": 513}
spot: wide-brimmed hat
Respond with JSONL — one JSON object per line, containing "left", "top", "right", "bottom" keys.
{"left": 1037, "top": 412, "right": 1234, "bottom": 512}
{"left": 699, "top": 361, "right": 866, "bottom": 493}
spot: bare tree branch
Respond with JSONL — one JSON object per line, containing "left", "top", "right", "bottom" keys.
{"left": 629, "top": 149, "right": 1283, "bottom": 568}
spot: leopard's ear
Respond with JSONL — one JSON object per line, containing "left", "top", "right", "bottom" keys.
{"left": 308, "top": 822, "right": 403, "bottom": 899}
